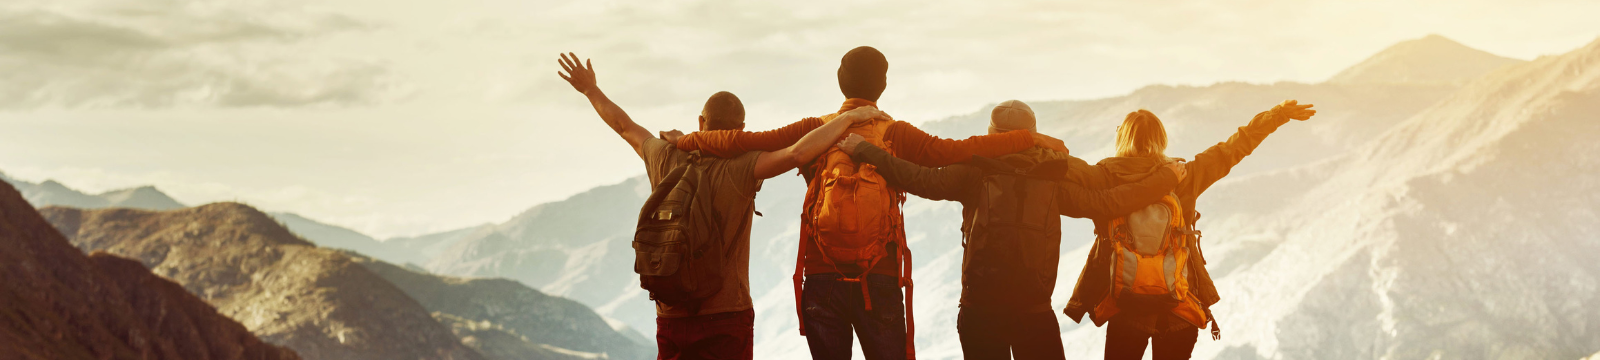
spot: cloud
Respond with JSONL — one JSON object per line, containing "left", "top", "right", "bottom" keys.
{"left": 0, "top": 0, "right": 401, "bottom": 108}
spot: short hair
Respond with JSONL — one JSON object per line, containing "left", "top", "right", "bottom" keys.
{"left": 837, "top": 46, "right": 888, "bottom": 102}
{"left": 701, "top": 91, "right": 745, "bottom": 131}
{"left": 1115, "top": 109, "right": 1168, "bottom": 160}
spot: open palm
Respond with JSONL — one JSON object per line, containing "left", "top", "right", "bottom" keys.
{"left": 558, "top": 52, "right": 597, "bottom": 95}
{"left": 1275, "top": 100, "right": 1317, "bottom": 121}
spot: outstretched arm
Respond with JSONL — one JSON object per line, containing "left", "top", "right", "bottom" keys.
{"left": 558, "top": 52, "right": 653, "bottom": 158}
{"left": 841, "top": 136, "right": 981, "bottom": 202}
{"left": 884, "top": 123, "right": 1070, "bottom": 167}
{"left": 674, "top": 118, "right": 826, "bottom": 158}
{"left": 1184, "top": 100, "right": 1316, "bottom": 197}
{"left": 751, "top": 106, "right": 886, "bottom": 179}
{"left": 1058, "top": 162, "right": 1186, "bottom": 219}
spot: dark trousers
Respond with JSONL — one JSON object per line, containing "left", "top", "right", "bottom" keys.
{"left": 656, "top": 309, "right": 754, "bottom": 360}
{"left": 1103, "top": 319, "right": 1197, "bottom": 360}
{"left": 801, "top": 273, "right": 908, "bottom": 360}
{"left": 957, "top": 308, "right": 1065, "bottom": 360}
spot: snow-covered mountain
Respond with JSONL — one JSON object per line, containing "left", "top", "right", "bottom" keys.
{"left": 412, "top": 34, "right": 1577, "bottom": 359}
{"left": 1326, "top": 34, "right": 1524, "bottom": 86}
{"left": 1150, "top": 35, "right": 1600, "bottom": 360}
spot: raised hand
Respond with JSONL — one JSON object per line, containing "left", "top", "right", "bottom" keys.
{"left": 557, "top": 52, "right": 598, "bottom": 95}
{"left": 836, "top": 133, "right": 866, "bottom": 155}
{"left": 1273, "top": 100, "right": 1316, "bottom": 121}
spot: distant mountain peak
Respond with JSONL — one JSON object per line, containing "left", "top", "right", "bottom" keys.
{"left": 96, "top": 185, "right": 185, "bottom": 210}
{"left": 1327, "top": 34, "right": 1523, "bottom": 86}
{"left": 38, "top": 180, "right": 70, "bottom": 189}
{"left": 1, "top": 172, "right": 187, "bottom": 211}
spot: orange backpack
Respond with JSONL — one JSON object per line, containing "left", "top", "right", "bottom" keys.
{"left": 791, "top": 114, "right": 916, "bottom": 359}
{"left": 1093, "top": 193, "right": 1208, "bottom": 329}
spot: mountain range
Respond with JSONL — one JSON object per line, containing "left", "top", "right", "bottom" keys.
{"left": 400, "top": 34, "right": 1542, "bottom": 351}
{"left": 9, "top": 34, "right": 1599, "bottom": 359}
{"left": 1155, "top": 34, "right": 1600, "bottom": 360}
{"left": 42, "top": 203, "right": 489, "bottom": 360}
{"left": 0, "top": 180, "right": 298, "bottom": 360}
{"left": 27, "top": 198, "right": 649, "bottom": 360}
{"left": 1, "top": 172, "right": 184, "bottom": 211}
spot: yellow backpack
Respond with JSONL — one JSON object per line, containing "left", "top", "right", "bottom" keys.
{"left": 1094, "top": 193, "right": 1207, "bottom": 328}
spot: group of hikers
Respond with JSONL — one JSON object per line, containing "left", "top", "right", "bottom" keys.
{"left": 557, "top": 45, "right": 1316, "bottom": 360}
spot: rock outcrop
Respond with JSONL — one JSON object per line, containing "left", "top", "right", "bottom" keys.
{"left": 0, "top": 179, "right": 298, "bottom": 360}
{"left": 42, "top": 203, "right": 487, "bottom": 360}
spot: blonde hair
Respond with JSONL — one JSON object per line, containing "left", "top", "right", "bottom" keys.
{"left": 1115, "top": 109, "right": 1168, "bottom": 160}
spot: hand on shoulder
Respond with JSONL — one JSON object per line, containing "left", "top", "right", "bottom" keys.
{"left": 842, "top": 106, "right": 890, "bottom": 124}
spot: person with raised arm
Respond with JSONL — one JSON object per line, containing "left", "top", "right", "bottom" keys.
{"left": 1056, "top": 101, "right": 1318, "bottom": 360}
{"left": 558, "top": 52, "right": 888, "bottom": 360}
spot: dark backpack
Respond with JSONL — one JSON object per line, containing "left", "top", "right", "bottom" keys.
{"left": 633, "top": 151, "right": 726, "bottom": 312}
{"left": 960, "top": 156, "right": 1072, "bottom": 308}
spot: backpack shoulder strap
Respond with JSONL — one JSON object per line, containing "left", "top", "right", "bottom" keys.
{"left": 638, "top": 155, "right": 694, "bottom": 221}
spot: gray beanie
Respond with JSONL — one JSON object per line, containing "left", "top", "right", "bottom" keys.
{"left": 989, "top": 100, "right": 1036, "bottom": 133}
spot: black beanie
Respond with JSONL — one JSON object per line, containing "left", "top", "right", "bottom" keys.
{"left": 837, "top": 46, "right": 888, "bottom": 102}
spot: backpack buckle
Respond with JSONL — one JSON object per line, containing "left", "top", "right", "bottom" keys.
{"left": 655, "top": 210, "right": 674, "bottom": 221}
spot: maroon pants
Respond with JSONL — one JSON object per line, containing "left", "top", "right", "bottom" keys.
{"left": 656, "top": 309, "right": 754, "bottom": 360}
{"left": 1103, "top": 319, "right": 1198, "bottom": 360}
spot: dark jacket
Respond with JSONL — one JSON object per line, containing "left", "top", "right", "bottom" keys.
{"left": 1062, "top": 108, "right": 1297, "bottom": 333}
{"left": 850, "top": 144, "right": 1180, "bottom": 313}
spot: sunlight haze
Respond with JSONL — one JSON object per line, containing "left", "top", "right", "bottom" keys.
{"left": 2, "top": 0, "right": 1596, "bottom": 238}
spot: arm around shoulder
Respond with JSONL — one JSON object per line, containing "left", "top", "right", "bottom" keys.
{"left": 677, "top": 117, "right": 826, "bottom": 158}
{"left": 1058, "top": 166, "right": 1179, "bottom": 219}
{"left": 750, "top": 107, "right": 882, "bottom": 180}
{"left": 847, "top": 139, "right": 979, "bottom": 202}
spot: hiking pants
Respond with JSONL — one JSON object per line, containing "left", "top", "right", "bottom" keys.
{"left": 957, "top": 308, "right": 1065, "bottom": 360}
{"left": 1103, "top": 318, "right": 1198, "bottom": 360}
{"left": 801, "top": 273, "right": 908, "bottom": 360}
{"left": 656, "top": 309, "right": 754, "bottom": 360}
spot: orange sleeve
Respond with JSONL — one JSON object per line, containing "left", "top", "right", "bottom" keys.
{"left": 884, "top": 121, "right": 1036, "bottom": 167}
{"left": 674, "top": 117, "right": 825, "bottom": 158}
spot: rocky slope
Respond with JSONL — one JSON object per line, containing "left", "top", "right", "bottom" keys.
{"left": 1152, "top": 35, "right": 1600, "bottom": 360}
{"left": 384, "top": 224, "right": 496, "bottom": 265}
{"left": 266, "top": 211, "right": 423, "bottom": 266}
{"left": 41, "top": 203, "right": 487, "bottom": 360}
{"left": 355, "top": 255, "right": 651, "bottom": 360}
{"left": 432, "top": 312, "right": 606, "bottom": 360}
{"left": 0, "top": 180, "right": 299, "bottom": 360}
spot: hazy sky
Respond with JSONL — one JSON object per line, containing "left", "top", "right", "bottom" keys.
{"left": 2, "top": 0, "right": 1597, "bottom": 238}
